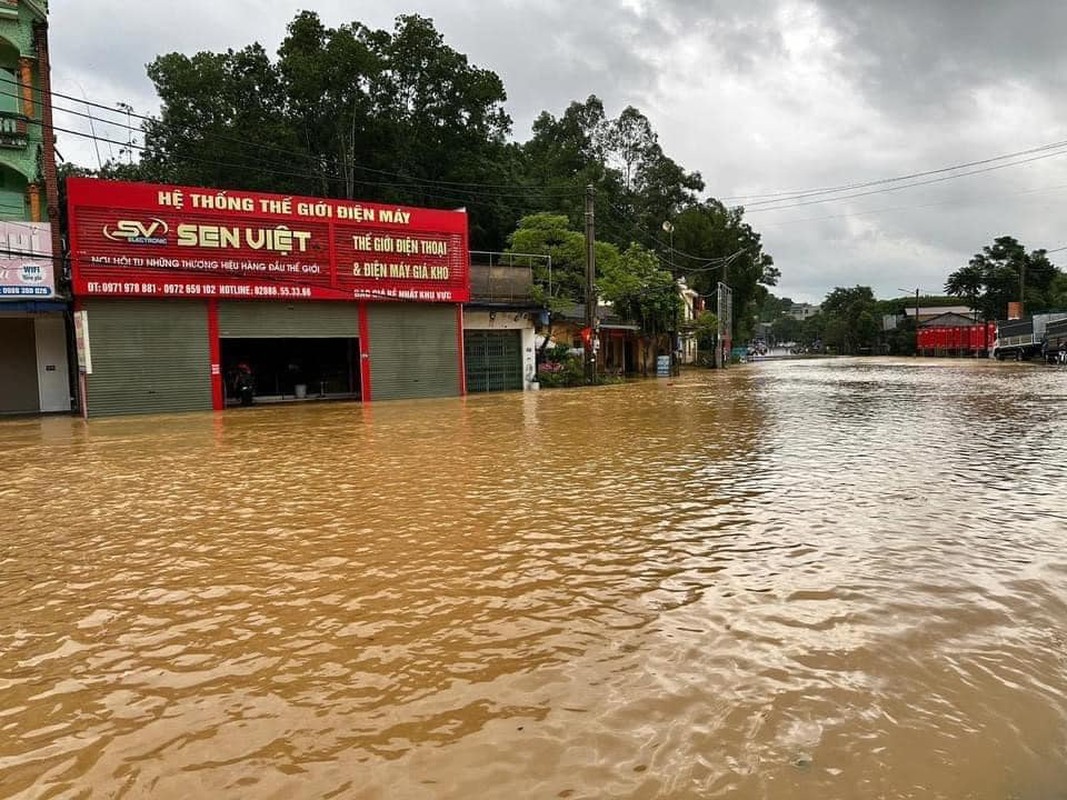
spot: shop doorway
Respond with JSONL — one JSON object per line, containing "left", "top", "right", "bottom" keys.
{"left": 465, "top": 330, "right": 523, "bottom": 393}
{"left": 220, "top": 337, "right": 360, "bottom": 405}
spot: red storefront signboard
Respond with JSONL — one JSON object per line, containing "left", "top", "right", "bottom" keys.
{"left": 67, "top": 178, "right": 471, "bottom": 303}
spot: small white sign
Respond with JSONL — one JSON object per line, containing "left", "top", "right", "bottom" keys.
{"left": 74, "top": 310, "right": 93, "bottom": 375}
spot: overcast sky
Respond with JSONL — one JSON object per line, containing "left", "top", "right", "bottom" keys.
{"left": 49, "top": 0, "right": 1067, "bottom": 303}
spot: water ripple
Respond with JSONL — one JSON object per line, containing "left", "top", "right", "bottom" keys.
{"left": 2, "top": 358, "right": 1067, "bottom": 798}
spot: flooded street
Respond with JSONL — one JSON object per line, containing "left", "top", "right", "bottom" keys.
{"left": 3, "top": 358, "right": 1067, "bottom": 799}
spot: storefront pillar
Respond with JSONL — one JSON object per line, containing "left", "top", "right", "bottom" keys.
{"left": 207, "top": 298, "right": 223, "bottom": 411}
{"left": 358, "top": 302, "right": 372, "bottom": 403}
{"left": 73, "top": 297, "right": 88, "bottom": 420}
{"left": 456, "top": 305, "right": 467, "bottom": 397}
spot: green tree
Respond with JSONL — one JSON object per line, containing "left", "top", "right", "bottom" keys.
{"left": 945, "top": 236, "right": 1061, "bottom": 319}
{"left": 136, "top": 12, "right": 516, "bottom": 248}
{"left": 1050, "top": 272, "right": 1067, "bottom": 309}
{"left": 142, "top": 43, "right": 300, "bottom": 193}
{"left": 801, "top": 312, "right": 826, "bottom": 349}
{"left": 606, "top": 244, "right": 682, "bottom": 339}
{"left": 818, "top": 286, "right": 880, "bottom": 354}
{"left": 770, "top": 314, "right": 803, "bottom": 344}
{"left": 507, "top": 212, "right": 619, "bottom": 310}
{"left": 518, "top": 98, "right": 703, "bottom": 250}
{"left": 758, "top": 293, "right": 794, "bottom": 323}
{"left": 693, "top": 310, "right": 720, "bottom": 354}
{"left": 671, "top": 200, "right": 779, "bottom": 342}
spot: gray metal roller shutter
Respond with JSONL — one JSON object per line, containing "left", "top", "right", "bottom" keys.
{"left": 218, "top": 301, "right": 359, "bottom": 337}
{"left": 465, "top": 330, "right": 523, "bottom": 393}
{"left": 85, "top": 299, "right": 211, "bottom": 417}
{"left": 367, "top": 304, "right": 460, "bottom": 400}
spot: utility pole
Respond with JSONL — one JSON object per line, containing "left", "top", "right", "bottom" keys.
{"left": 899, "top": 287, "right": 921, "bottom": 354}
{"left": 915, "top": 287, "right": 921, "bottom": 354}
{"left": 584, "top": 184, "right": 596, "bottom": 384}
{"left": 1020, "top": 261, "right": 1026, "bottom": 318}
{"left": 662, "top": 220, "right": 677, "bottom": 376}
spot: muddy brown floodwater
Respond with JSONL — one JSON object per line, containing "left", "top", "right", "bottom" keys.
{"left": 2, "top": 358, "right": 1067, "bottom": 799}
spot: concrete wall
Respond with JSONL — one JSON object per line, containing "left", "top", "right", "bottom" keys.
{"left": 463, "top": 310, "right": 537, "bottom": 389}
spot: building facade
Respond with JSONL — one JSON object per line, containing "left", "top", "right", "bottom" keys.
{"left": 0, "top": 0, "right": 69, "bottom": 415}
{"left": 68, "top": 179, "right": 470, "bottom": 417}
{"left": 464, "top": 257, "right": 540, "bottom": 393}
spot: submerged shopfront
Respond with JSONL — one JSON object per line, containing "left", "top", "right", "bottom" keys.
{"left": 0, "top": 221, "right": 71, "bottom": 415}
{"left": 67, "top": 178, "right": 470, "bottom": 417}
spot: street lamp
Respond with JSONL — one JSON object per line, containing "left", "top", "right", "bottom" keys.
{"left": 661, "top": 221, "right": 675, "bottom": 273}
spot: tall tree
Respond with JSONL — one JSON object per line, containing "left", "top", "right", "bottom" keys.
{"left": 142, "top": 43, "right": 300, "bottom": 193}
{"left": 945, "top": 236, "right": 1061, "bottom": 320}
{"left": 506, "top": 212, "right": 619, "bottom": 310}
{"left": 671, "top": 200, "right": 779, "bottom": 341}
{"left": 606, "top": 243, "right": 682, "bottom": 341}
{"left": 136, "top": 12, "right": 516, "bottom": 248}
{"left": 818, "top": 286, "right": 880, "bottom": 354}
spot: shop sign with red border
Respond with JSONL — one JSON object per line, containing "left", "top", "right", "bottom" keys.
{"left": 67, "top": 178, "right": 470, "bottom": 303}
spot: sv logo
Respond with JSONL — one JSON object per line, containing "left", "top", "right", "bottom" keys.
{"left": 102, "top": 219, "right": 170, "bottom": 245}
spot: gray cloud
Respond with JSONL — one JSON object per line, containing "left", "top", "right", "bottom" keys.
{"left": 814, "top": 0, "right": 1067, "bottom": 118}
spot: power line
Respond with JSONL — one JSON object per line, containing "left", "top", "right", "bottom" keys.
{"left": 756, "top": 181, "right": 1067, "bottom": 228}
{"left": 720, "top": 137, "right": 1067, "bottom": 204}
{"left": 744, "top": 148, "right": 1067, "bottom": 214}
{"left": 13, "top": 76, "right": 1067, "bottom": 226}
{"left": 35, "top": 115, "right": 581, "bottom": 216}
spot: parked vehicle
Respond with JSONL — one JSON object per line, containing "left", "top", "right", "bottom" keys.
{"left": 991, "top": 313, "right": 1067, "bottom": 361}
{"left": 230, "top": 363, "right": 256, "bottom": 406}
{"left": 1045, "top": 317, "right": 1067, "bottom": 363}
{"left": 917, "top": 322, "right": 995, "bottom": 357}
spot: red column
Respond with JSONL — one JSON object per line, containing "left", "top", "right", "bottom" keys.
{"left": 207, "top": 299, "right": 223, "bottom": 411}
{"left": 456, "top": 304, "right": 467, "bottom": 397}
{"left": 358, "top": 302, "right": 372, "bottom": 403}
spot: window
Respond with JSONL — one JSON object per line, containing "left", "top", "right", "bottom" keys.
{"left": 0, "top": 68, "right": 17, "bottom": 116}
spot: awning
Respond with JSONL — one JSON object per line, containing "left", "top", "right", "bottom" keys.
{"left": 0, "top": 300, "right": 69, "bottom": 313}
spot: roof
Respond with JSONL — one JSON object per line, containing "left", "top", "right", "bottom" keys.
{"left": 920, "top": 312, "right": 981, "bottom": 327}
{"left": 904, "top": 306, "right": 974, "bottom": 318}
{"left": 553, "top": 302, "right": 638, "bottom": 328}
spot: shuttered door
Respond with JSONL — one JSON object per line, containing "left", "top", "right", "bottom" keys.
{"left": 367, "top": 304, "right": 460, "bottom": 400}
{"left": 85, "top": 299, "right": 210, "bottom": 417}
{"left": 465, "top": 330, "right": 523, "bottom": 393}
{"left": 218, "top": 301, "right": 359, "bottom": 338}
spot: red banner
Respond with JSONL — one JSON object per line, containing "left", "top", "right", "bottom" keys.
{"left": 67, "top": 178, "right": 471, "bottom": 303}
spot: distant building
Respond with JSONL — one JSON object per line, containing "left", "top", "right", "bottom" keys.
{"left": 884, "top": 306, "right": 980, "bottom": 332}
{"left": 464, "top": 254, "right": 541, "bottom": 393}
{"left": 903, "top": 306, "right": 977, "bottom": 324}
{"left": 919, "top": 311, "right": 981, "bottom": 328}
{"left": 789, "top": 303, "right": 820, "bottom": 321}
{"left": 677, "top": 277, "right": 699, "bottom": 364}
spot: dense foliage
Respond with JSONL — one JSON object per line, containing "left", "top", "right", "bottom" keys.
{"left": 944, "top": 236, "right": 1064, "bottom": 320}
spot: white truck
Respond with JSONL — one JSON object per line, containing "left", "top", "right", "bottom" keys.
{"left": 992, "top": 313, "right": 1067, "bottom": 361}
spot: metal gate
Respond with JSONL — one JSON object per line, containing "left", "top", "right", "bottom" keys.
{"left": 218, "top": 301, "right": 359, "bottom": 338}
{"left": 464, "top": 330, "right": 523, "bottom": 393}
{"left": 217, "top": 301, "right": 361, "bottom": 402}
{"left": 84, "top": 299, "right": 211, "bottom": 417}
{"left": 366, "top": 304, "right": 460, "bottom": 400}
